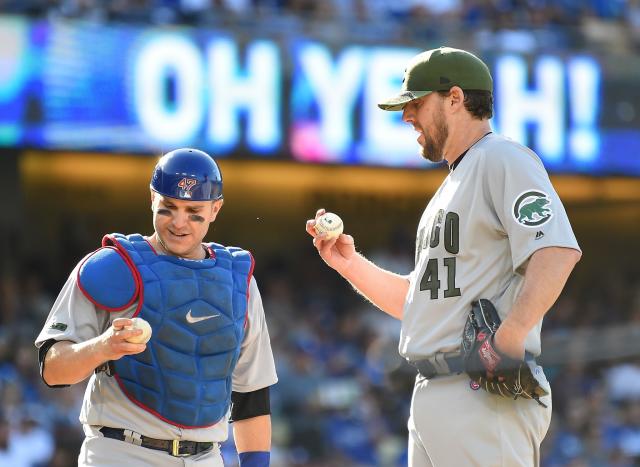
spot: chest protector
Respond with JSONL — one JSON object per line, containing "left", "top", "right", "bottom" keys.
{"left": 78, "top": 233, "right": 253, "bottom": 428}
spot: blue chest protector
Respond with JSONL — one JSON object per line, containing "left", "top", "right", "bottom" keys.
{"left": 78, "top": 233, "right": 253, "bottom": 428}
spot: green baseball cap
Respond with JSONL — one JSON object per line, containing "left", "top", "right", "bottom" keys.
{"left": 378, "top": 47, "right": 493, "bottom": 111}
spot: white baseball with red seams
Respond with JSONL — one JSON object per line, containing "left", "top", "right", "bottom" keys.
{"left": 125, "top": 317, "right": 152, "bottom": 344}
{"left": 314, "top": 212, "right": 344, "bottom": 240}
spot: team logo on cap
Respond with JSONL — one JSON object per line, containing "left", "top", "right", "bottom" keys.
{"left": 400, "top": 91, "right": 418, "bottom": 100}
{"left": 177, "top": 178, "right": 197, "bottom": 199}
{"left": 512, "top": 190, "right": 553, "bottom": 227}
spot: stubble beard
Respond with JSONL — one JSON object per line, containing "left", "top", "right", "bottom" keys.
{"left": 420, "top": 112, "right": 449, "bottom": 163}
{"left": 152, "top": 218, "right": 192, "bottom": 259}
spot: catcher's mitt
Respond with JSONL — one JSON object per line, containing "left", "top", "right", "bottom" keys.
{"left": 461, "top": 299, "right": 549, "bottom": 407}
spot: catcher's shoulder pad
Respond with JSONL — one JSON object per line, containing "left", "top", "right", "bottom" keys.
{"left": 207, "top": 243, "right": 254, "bottom": 275}
{"left": 77, "top": 246, "right": 140, "bottom": 311}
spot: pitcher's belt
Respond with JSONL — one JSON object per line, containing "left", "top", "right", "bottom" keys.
{"left": 410, "top": 351, "right": 464, "bottom": 379}
{"left": 99, "top": 427, "right": 216, "bottom": 457}
{"left": 410, "top": 350, "right": 539, "bottom": 379}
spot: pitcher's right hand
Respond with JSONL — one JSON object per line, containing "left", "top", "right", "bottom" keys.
{"left": 306, "top": 208, "right": 356, "bottom": 274}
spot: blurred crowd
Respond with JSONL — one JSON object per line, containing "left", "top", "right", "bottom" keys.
{"left": 1, "top": 0, "right": 640, "bottom": 51}
{"left": 1, "top": 1, "right": 639, "bottom": 466}
{"left": 1, "top": 225, "right": 640, "bottom": 467}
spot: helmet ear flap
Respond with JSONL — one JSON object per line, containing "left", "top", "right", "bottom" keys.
{"left": 150, "top": 148, "right": 223, "bottom": 201}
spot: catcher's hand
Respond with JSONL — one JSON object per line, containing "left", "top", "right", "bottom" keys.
{"left": 461, "top": 299, "right": 549, "bottom": 407}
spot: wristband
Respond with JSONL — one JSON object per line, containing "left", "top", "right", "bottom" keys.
{"left": 239, "top": 451, "right": 270, "bottom": 467}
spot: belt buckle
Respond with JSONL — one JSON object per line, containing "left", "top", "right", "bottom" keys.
{"left": 171, "top": 439, "right": 190, "bottom": 457}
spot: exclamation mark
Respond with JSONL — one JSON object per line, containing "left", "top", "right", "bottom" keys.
{"left": 568, "top": 57, "right": 600, "bottom": 163}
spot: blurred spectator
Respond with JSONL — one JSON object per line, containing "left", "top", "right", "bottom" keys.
{"left": 0, "top": 0, "right": 638, "bottom": 50}
{"left": 614, "top": 400, "right": 640, "bottom": 460}
{"left": 607, "top": 360, "right": 640, "bottom": 402}
{"left": 0, "top": 409, "right": 54, "bottom": 467}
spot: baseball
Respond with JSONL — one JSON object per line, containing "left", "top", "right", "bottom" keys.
{"left": 314, "top": 212, "right": 344, "bottom": 240}
{"left": 125, "top": 317, "right": 152, "bottom": 344}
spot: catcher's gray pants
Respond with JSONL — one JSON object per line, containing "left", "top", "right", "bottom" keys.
{"left": 408, "top": 371, "right": 551, "bottom": 467}
{"left": 78, "top": 427, "right": 224, "bottom": 467}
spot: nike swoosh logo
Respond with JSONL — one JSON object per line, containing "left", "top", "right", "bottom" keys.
{"left": 186, "top": 309, "right": 220, "bottom": 324}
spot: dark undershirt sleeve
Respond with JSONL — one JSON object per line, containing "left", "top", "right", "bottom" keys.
{"left": 230, "top": 386, "right": 271, "bottom": 422}
{"left": 38, "top": 339, "right": 71, "bottom": 388}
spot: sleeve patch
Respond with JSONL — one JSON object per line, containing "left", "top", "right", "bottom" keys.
{"left": 49, "top": 322, "right": 68, "bottom": 331}
{"left": 511, "top": 190, "right": 553, "bottom": 228}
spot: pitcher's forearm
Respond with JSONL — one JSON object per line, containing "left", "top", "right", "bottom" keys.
{"left": 340, "top": 253, "right": 409, "bottom": 319}
{"left": 43, "top": 339, "right": 107, "bottom": 386}
{"left": 504, "top": 247, "right": 580, "bottom": 335}
{"left": 496, "top": 247, "right": 581, "bottom": 357}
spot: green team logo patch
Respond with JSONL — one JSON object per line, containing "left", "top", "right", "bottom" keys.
{"left": 49, "top": 322, "right": 68, "bottom": 331}
{"left": 512, "top": 190, "right": 553, "bottom": 227}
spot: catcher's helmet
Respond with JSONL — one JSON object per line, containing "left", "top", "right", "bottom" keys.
{"left": 150, "top": 148, "right": 223, "bottom": 201}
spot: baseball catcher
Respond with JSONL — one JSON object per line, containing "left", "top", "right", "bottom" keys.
{"left": 36, "top": 148, "right": 276, "bottom": 466}
{"left": 462, "top": 299, "right": 549, "bottom": 407}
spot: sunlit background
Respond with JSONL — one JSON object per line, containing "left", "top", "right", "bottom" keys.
{"left": 1, "top": 1, "right": 640, "bottom": 466}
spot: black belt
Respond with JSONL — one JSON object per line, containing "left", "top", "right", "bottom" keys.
{"left": 99, "top": 427, "right": 215, "bottom": 457}
{"left": 410, "top": 351, "right": 465, "bottom": 379}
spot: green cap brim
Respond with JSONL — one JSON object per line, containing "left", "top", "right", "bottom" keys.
{"left": 378, "top": 90, "right": 432, "bottom": 111}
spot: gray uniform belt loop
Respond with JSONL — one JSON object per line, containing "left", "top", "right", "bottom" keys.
{"left": 410, "top": 351, "right": 464, "bottom": 379}
{"left": 123, "top": 429, "right": 142, "bottom": 446}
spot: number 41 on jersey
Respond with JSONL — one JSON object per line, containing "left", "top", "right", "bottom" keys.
{"left": 417, "top": 209, "right": 461, "bottom": 300}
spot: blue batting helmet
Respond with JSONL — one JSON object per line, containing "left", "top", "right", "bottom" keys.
{"left": 150, "top": 148, "right": 223, "bottom": 201}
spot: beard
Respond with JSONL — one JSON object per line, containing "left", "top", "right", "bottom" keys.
{"left": 419, "top": 111, "right": 448, "bottom": 163}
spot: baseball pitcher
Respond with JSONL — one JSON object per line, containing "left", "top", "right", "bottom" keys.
{"left": 306, "top": 47, "right": 581, "bottom": 466}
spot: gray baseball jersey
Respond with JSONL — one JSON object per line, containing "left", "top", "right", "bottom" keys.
{"left": 35, "top": 251, "right": 277, "bottom": 443}
{"left": 400, "top": 133, "right": 580, "bottom": 361}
